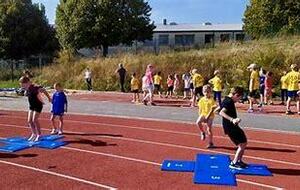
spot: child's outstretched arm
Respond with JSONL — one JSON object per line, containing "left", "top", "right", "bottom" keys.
{"left": 41, "top": 88, "right": 52, "bottom": 103}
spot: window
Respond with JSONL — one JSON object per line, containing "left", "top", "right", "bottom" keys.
{"left": 158, "top": 35, "right": 169, "bottom": 45}
{"left": 143, "top": 40, "right": 154, "bottom": 46}
{"left": 236, "top": 34, "right": 245, "bottom": 41}
{"left": 220, "top": 34, "right": 230, "bottom": 42}
{"left": 205, "top": 34, "right": 214, "bottom": 44}
{"left": 175, "top": 35, "right": 195, "bottom": 46}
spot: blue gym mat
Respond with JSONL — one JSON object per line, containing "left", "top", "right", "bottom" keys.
{"left": 0, "top": 135, "right": 67, "bottom": 152}
{"left": 40, "top": 135, "right": 64, "bottom": 141}
{"left": 230, "top": 164, "right": 273, "bottom": 176}
{"left": 193, "top": 154, "right": 237, "bottom": 186}
{"left": 161, "top": 160, "right": 195, "bottom": 172}
{"left": 35, "top": 140, "right": 67, "bottom": 149}
{"left": 0, "top": 143, "right": 31, "bottom": 153}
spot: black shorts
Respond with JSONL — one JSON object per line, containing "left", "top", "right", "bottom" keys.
{"left": 194, "top": 87, "right": 203, "bottom": 96}
{"left": 167, "top": 86, "right": 174, "bottom": 92}
{"left": 249, "top": 90, "right": 259, "bottom": 98}
{"left": 29, "top": 104, "right": 43, "bottom": 113}
{"left": 227, "top": 126, "right": 247, "bottom": 146}
{"left": 131, "top": 89, "right": 139, "bottom": 93}
{"left": 154, "top": 84, "right": 161, "bottom": 91}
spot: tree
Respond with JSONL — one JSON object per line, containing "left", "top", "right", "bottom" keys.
{"left": 55, "top": 0, "right": 155, "bottom": 57}
{"left": 0, "top": 0, "right": 59, "bottom": 60}
{"left": 243, "top": 0, "right": 300, "bottom": 39}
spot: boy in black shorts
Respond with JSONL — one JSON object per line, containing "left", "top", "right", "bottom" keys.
{"left": 19, "top": 76, "right": 51, "bottom": 141}
{"left": 219, "top": 87, "right": 248, "bottom": 169}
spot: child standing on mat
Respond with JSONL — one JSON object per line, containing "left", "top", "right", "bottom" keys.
{"left": 50, "top": 83, "right": 68, "bottom": 135}
{"left": 196, "top": 85, "right": 218, "bottom": 149}
{"left": 218, "top": 87, "right": 248, "bottom": 169}
{"left": 19, "top": 76, "right": 51, "bottom": 141}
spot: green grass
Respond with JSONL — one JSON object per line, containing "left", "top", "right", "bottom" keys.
{"left": 0, "top": 80, "right": 19, "bottom": 88}
{"left": 31, "top": 35, "right": 300, "bottom": 93}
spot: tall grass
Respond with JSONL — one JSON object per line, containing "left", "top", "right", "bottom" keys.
{"left": 34, "top": 36, "right": 300, "bottom": 93}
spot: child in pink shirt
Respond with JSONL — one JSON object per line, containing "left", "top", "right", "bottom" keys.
{"left": 166, "top": 74, "right": 174, "bottom": 98}
{"left": 264, "top": 71, "right": 273, "bottom": 105}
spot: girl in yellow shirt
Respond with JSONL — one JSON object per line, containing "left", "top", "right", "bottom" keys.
{"left": 196, "top": 85, "right": 218, "bottom": 149}
{"left": 208, "top": 70, "right": 222, "bottom": 106}
{"left": 130, "top": 73, "right": 140, "bottom": 103}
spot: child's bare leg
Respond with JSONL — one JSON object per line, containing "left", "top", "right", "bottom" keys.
{"left": 206, "top": 119, "right": 214, "bottom": 145}
{"left": 137, "top": 93, "right": 140, "bottom": 102}
{"left": 232, "top": 142, "right": 247, "bottom": 164}
{"left": 58, "top": 116, "right": 64, "bottom": 134}
{"left": 32, "top": 111, "right": 41, "bottom": 141}
{"left": 286, "top": 97, "right": 292, "bottom": 111}
{"left": 50, "top": 114, "right": 57, "bottom": 134}
{"left": 196, "top": 116, "right": 206, "bottom": 140}
{"left": 27, "top": 110, "right": 35, "bottom": 140}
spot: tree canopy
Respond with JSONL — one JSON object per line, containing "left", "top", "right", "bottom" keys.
{"left": 55, "top": 0, "right": 155, "bottom": 57}
{"left": 243, "top": 0, "right": 300, "bottom": 39}
{"left": 0, "top": 0, "right": 58, "bottom": 60}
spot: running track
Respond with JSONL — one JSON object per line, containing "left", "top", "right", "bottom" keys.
{"left": 0, "top": 110, "right": 299, "bottom": 189}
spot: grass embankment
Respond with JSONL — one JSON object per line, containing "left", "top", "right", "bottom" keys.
{"left": 30, "top": 35, "right": 300, "bottom": 94}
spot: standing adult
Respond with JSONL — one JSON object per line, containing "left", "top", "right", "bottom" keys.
{"left": 115, "top": 63, "right": 127, "bottom": 92}
{"left": 84, "top": 67, "right": 92, "bottom": 91}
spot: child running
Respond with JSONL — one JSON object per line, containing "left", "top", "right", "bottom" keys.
{"left": 50, "top": 83, "right": 68, "bottom": 135}
{"left": 196, "top": 85, "right": 218, "bottom": 149}
{"left": 165, "top": 74, "right": 174, "bottom": 98}
{"left": 264, "top": 71, "right": 273, "bottom": 105}
{"left": 280, "top": 71, "right": 288, "bottom": 105}
{"left": 154, "top": 71, "right": 163, "bottom": 98}
{"left": 219, "top": 87, "right": 248, "bottom": 169}
{"left": 173, "top": 74, "right": 180, "bottom": 98}
{"left": 182, "top": 72, "right": 191, "bottom": 99}
{"left": 208, "top": 70, "right": 222, "bottom": 106}
{"left": 19, "top": 76, "right": 51, "bottom": 141}
{"left": 285, "top": 64, "right": 300, "bottom": 114}
{"left": 130, "top": 72, "right": 140, "bottom": 103}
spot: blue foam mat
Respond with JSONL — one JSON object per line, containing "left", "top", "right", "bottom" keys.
{"left": 0, "top": 143, "right": 31, "bottom": 153}
{"left": 194, "top": 170, "right": 237, "bottom": 186}
{"left": 1, "top": 136, "right": 28, "bottom": 143}
{"left": 35, "top": 140, "right": 67, "bottom": 149}
{"left": 40, "top": 135, "right": 64, "bottom": 141}
{"left": 194, "top": 154, "right": 237, "bottom": 186}
{"left": 161, "top": 160, "right": 195, "bottom": 172}
{"left": 195, "top": 154, "right": 231, "bottom": 171}
{"left": 230, "top": 164, "right": 272, "bottom": 176}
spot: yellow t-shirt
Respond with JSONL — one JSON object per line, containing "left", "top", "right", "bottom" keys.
{"left": 209, "top": 76, "right": 222, "bottom": 92}
{"left": 249, "top": 71, "right": 259, "bottom": 91}
{"left": 198, "top": 97, "right": 217, "bottom": 118}
{"left": 131, "top": 77, "right": 139, "bottom": 90}
{"left": 192, "top": 73, "right": 204, "bottom": 88}
{"left": 280, "top": 75, "right": 288, "bottom": 89}
{"left": 154, "top": 75, "right": 162, "bottom": 85}
{"left": 286, "top": 71, "right": 300, "bottom": 91}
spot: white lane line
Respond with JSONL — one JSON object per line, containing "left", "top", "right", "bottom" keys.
{"left": 2, "top": 109, "right": 300, "bottom": 135}
{"left": 0, "top": 125, "right": 283, "bottom": 189}
{"left": 0, "top": 160, "right": 117, "bottom": 190}
{"left": 1, "top": 115, "right": 300, "bottom": 149}
{"left": 1, "top": 123, "right": 300, "bottom": 167}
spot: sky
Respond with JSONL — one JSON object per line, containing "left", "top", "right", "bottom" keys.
{"left": 32, "top": 0, "right": 249, "bottom": 25}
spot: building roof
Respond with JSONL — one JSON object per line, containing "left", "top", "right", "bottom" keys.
{"left": 154, "top": 23, "right": 243, "bottom": 32}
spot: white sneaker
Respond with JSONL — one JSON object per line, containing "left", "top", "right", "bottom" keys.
{"left": 33, "top": 135, "right": 40, "bottom": 142}
{"left": 58, "top": 130, "right": 63, "bottom": 135}
{"left": 28, "top": 134, "right": 36, "bottom": 141}
{"left": 51, "top": 129, "right": 58, "bottom": 135}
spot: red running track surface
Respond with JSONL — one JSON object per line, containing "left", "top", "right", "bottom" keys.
{"left": 0, "top": 110, "right": 300, "bottom": 189}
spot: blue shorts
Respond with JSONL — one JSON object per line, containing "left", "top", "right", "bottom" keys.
{"left": 287, "top": 90, "right": 299, "bottom": 98}
{"left": 52, "top": 111, "right": 64, "bottom": 116}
